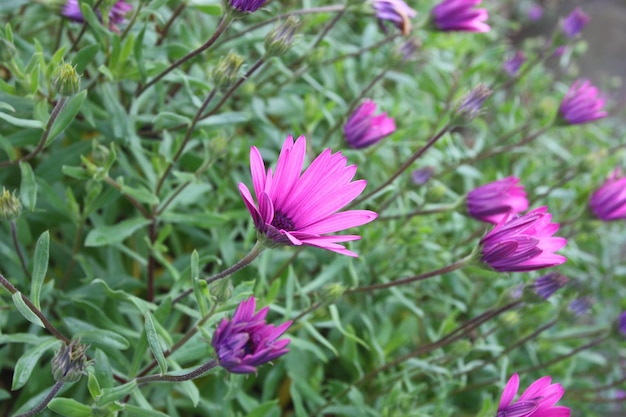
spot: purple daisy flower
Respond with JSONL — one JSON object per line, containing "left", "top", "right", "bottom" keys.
{"left": 372, "top": 0, "right": 417, "bottom": 35}
{"left": 497, "top": 374, "right": 571, "bottom": 417}
{"left": 431, "top": 0, "right": 490, "bottom": 33}
{"left": 589, "top": 168, "right": 626, "bottom": 221}
{"left": 62, "top": 0, "right": 131, "bottom": 31}
{"left": 559, "top": 79, "right": 607, "bottom": 125}
{"left": 562, "top": 8, "right": 589, "bottom": 38}
{"left": 467, "top": 177, "right": 529, "bottom": 225}
{"left": 344, "top": 100, "right": 396, "bottom": 149}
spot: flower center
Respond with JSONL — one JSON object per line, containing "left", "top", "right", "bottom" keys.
{"left": 271, "top": 210, "right": 295, "bottom": 231}
{"left": 243, "top": 336, "right": 257, "bottom": 355}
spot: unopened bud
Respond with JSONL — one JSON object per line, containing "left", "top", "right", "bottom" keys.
{"left": 454, "top": 84, "right": 492, "bottom": 124}
{"left": 319, "top": 283, "right": 345, "bottom": 306}
{"left": 209, "top": 278, "right": 233, "bottom": 303}
{"left": 212, "top": 52, "right": 244, "bottom": 88}
{"left": 52, "top": 339, "right": 91, "bottom": 383}
{"left": 51, "top": 61, "right": 81, "bottom": 96}
{"left": 265, "top": 16, "right": 298, "bottom": 57}
{"left": 0, "top": 188, "right": 22, "bottom": 221}
{"left": 393, "top": 38, "right": 421, "bottom": 63}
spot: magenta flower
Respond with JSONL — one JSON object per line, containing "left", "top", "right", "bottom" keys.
{"left": 589, "top": 168, "right": 626, "bottom": 221}
{"left": 618, "top": 312, "right": 626, "bottom": 336}
{"left": 480, "top": 207, "right": 567, "bottom": 272}
{"left": 503, "top": 51, "right": 526, "bottom": 77}
{"left": 62, "top": 0, "right": 131, "bottom": 31}
{"left": 212, "top": 297, "right": 291, "bottom": 374}
{"left": 559, "top": 80, "right": 607, "bottom": 125}
{"left": 533, "top": 272, "right": 568, "bottom": 300}
{"left": 569, "top": 297, "right": 592, "bottom": 316}
{"left": 344, "top": 100, "right": 396, "bottom": 149}
{"left": 229, "top": 0, "right": 267, "bottom": 13}
{"left": 238, "top": 135, "right": 378, "bottom": 257}
{"left": 497, "top": 374, "right": 571, "bottom": 417}
{"left": 562, "top": 8, "right": 589, "bottom": 38}
{"left": 528, "top": 4, "right": 543, "bottom": 21}
{"left": 431, "top": 0, "right": 490, "bottom": 33}
{"left": 467, "top": 177, "right": 529, "bottom": 225}
{"left": 372, "top": 0, "right": 417, "bottom": 35}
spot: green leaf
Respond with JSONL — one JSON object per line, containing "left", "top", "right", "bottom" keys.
{"left": 144, "top": 312, "right": 167, "bottom": 375}
{"left": 119, "top": 183, "right": 159, "bottom": 205}
{"left": 19, "top": 161, "right": 37, "bottom": 211}
{"left": 0, "top": 111, "right": 43, "bottom": 129}
{"left": 73, "top": 44, "right": 100, "bottom": 73}
{"left": 87, "top": 372, "right": 102, "bottom": 400}
{"left": 74, "top": 329, "right": 130, "bottom": 351}
{"left": 12, "top": 338, "right": 60, "bottom": 390}
{"left": 123, "top": 405, "right": 169, "bottom": 417}
{"left": 247, "top": 401, "right": 279, "bottom": 417}
{"left": 48, "top": 398, "right": 93, "bottom": 417}
{"left": 96, "top": 381, "right": 138, "bottom": 406}
{"left": 179, "top": 380, "right": 200, "bottom": 407}
{"left": 30, "top": 230, "right": 49, "bottom": 310}
{"left": 47, "top": 91, "right": 87, "bottom": 145}
{"left": 11, "top": 292, "right": 44, "bottom": 328}
{"left": 84, "top": 218, "right": 151, "bottom": 246}
{"left": 153, "top": 111, "right": 191, "bottom": 130}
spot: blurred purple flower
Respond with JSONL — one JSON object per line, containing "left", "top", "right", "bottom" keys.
{"left": 497, "top": 374, "right": 571, "bottom": 417}
{"left": 212, "top": 297, "right": 291, "bottom": 374}
{"left": 619, "top": 312, "right": 626, "bottom": 336}
{"left": 553, "top": 46, "right": 567, "bottom": 57}
{"left": 528, "top": 4, "right": 543, "bottom": 21}
{"left": 431, "top": 0, "right": 490, "bottom": 33}
{"left": 344, "top": 100, "right": 396, "bottom": 149}
{"left": 569, "top": 297, "right": 592, "bottom": 316}
{"left": 229, "top": 0, "right": 267, "bottom": 13}
{"left": 238, "top": 135, "right": 378, "bottom": 257}
{"left": 590, "top": 168, "right": 626, "bottom": 221}
{"left": 62, "top": 0, "right": 131, "bottom": 31}
{"left": 467, "top": 177, "right": 529, "bottom": 225}
{"left": 559, "top": 79, "right": 607, "bottom": 125}
{"left": 373, "top": 0, "right": 417, "bottom": 35}
{"left": 412, "top": 167, "right": 434, "bottom": 185}
{"left": 480, "top": 207, "right": 567, "bottom": 272}
{"left": 503, "top": 51, "right": 526, "bottom": 76}
{"left": 562, "top": 8, "right": 589, "bottom": 38}
{"left": 533, "top": 272, "right": 568, "bottom": 300}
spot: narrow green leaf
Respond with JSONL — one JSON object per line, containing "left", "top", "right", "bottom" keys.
{"left": 74, "top": 329, "right": 130, "bottom": 351}
{"left": 73, "top": 44, "right": 100, "bottom": 73}
{"left": 96, "top": 381, "right": 138, "bottom": 406}
{"left": 0, "top": 111, "right": 43, "bottom": 128}
{"left": 119, "top": 183, "right": 159, "bottom": 205}
{"left": 12, "top": 338, "right": 60, "bottom": 390}
{"left": 19, "top": 161, "right": 37, "bottom": 211}
{"left": 48, "top": 398, "right": 93, "bottom": 417}
{"left": 87, "top": 372, "right": 102, "bottom": 400}
{"left": 247, "top": 401, "right": 279, "bottom": 417}
{"left": 30, "top": 230, "right": 49, "bottom": 310}
{"left": 123, "top": 404, "right": 169, "bottom": 417}
{"left": 11, "top": 292, "right": 44, "bottom": 328}
{"left": 84, "top": 218, "right": 151, "bottom": 247}
{"left": 47, "top": 91, "right": 87, "bottom": 145}
{"left": 179, "top": 380, "right": 200, "bottom": 407}
{"left": 144, "top": 312, "right": 167, "bottom": 375}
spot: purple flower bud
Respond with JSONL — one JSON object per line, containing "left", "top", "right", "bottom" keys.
{"left": 344, "top": 100, "right": 396, "bottom": 149}
{"left": 467, "top": 177, "right": 528, "bottom": 224}
{"left": 569, "top": 297, "right": 592, "bottom": 316}
{"left": 372, "top": 0, "right": 417, "bottom": 36}
{"left": 229, "top": 0, "right": 268, "bottom": 13}
{"left": 590, "top": 168, "right": 626, "bottom": 221}
{"left": 411, "top": 167, "right": 434, "bottom": 185}
{"left": 212, "top": 297, "right": 291, "bottom": 374}
{"left": 62, "top": 0, "right": 132, "bottom": 31}
{"left": 503, "top": 51, "right": 526, "bottom": 77}
{"left": 431, "top": 0, "right": 490, "bottom": 33}
{"left": 527, "top": 4, "right": 543, "bottom": 21}
{"left": 559, "top": 79, "right": 608, "bottom": 125}
{"left": 562, "top": 8, "right": 590, "bottom": 38}
{"left": 456, "top": 84, "right": 492, "bottom": 123}
{"left": 618, "top": 312, "right": 626, "bottom": 336}
{"left": 480, "top": 207, "right": 567, "bottom": 273}
{"left": 533, "top": 272, "right": 568, "bottom": 299}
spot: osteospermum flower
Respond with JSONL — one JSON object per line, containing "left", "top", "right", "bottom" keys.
{"left": 467, "top": 177, "right": 529, "bottom": 224}
{"left": 562, "top": 8, "right": 589, "bottom": 38}
{"left": 503, "top": 51, "right": 526, "bottom": 77}
{"left": 533, "top": 272, "right": 568, "bottom": 300}
{"left": 229, "top": 0, "right": 267, "bottom": 13}
{"left": 344, "top": 100, "right": 396, "bottom": 149}
{"left": 559, "top": 80, "right": 607, "bottom": 125}
{"left": 372, "top": 0, "right": 417, "bottom": 35}
{"left": 62, "top": 0, "right": 131, "bottom": 31}
{"left": 431, "top": 0, "right": 490, "bottom": 33}
{"left": 238, "top": 135, "right": 378, "bottom": 257}
{"left": 497, "top": 374, "right": 571, "bottom": 417}
{"left": 212, "top": 297, "right": 291, "bottom": 374}
{"left": 480, "top": 207, "right": 567, "bottom": 272}
{"left": 589, "top": 168, "right": 626, "bottom": 221}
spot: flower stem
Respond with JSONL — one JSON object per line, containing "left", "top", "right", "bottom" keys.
{"left": 70, "top": 0, "right": 104, "bottom": 51}
{"left": 156, "top": 3, "right": 187, "bottom": 46}
{"left": 171, "top": 242, "right": 265, "bottom": 305}
{"left": 352, "top": 125, "right": 450, "bottom": 206}
{"left": 136, "top": 359, "right": 218, "bottom": 385}
{"left": 0, "top": 273, "right": 69, "bottom": 343}
{"left": 378, "top": 201, "right": 462, "bottom": 221}
{"left": 345, "top": 253, "right": 474, "bottom": 294}
{"left": 136, "top": 14, "right": 232, "bottom": 96}
{"left": 10, "top": 221, "right": 31, "bottom": 280}
{"left": 12, "top": 380, "right": 64, "bottom": 417}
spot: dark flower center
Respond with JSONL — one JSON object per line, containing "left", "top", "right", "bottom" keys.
{"left": 271, "top": 211, "right": 295, "bottom": 231}
{"left": 243, "top": 336, "right": 257, "bottom": 355}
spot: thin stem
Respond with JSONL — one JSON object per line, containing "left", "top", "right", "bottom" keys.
{"left": 352, "top": 125, "right": 450, "bottom": 207}
{"left": 346, "top": 254, "right": 473, "bottom": 294}
{"left": 120, "top": 1, "right": 146, "bottom": 40}
{"left": 12, "top": 380, "right": 64, "bottom": 417}
{"left": 146, "top": 220, "right": 158, "bottom": 302}
{"left": 0, "top": 273, "right": 70, "bottom": 343}
{"left": 136, "top": 15, "right": 231, "bottom": 96}
{"left": 70, "top": 0, "right": 105, "bottom": 51}
{"left": 291, "top": 301, "right": 323, "bottom": 323}
{"left": 155, "top": 89, "right": 218, "bottom": 195}
{"left": 378, "top": 202, "right": 460, "bottom": 221}
{"left": 104, "top": 177, "right": 151, "bottom": 218}
{"left": 136, "top": 359, "right": 218, "bottom": 385}
{"left": 569, "top": 375, "right": 626, "bottom": 394}
{"left": 172, "top": 242, "right": 265, "bottom": 305}
{"left": 156, "top": 3, "right": 187, "bottom": 46}
{"left": 0, "top": 97, "right": 68, "bottom": 168}
{"left": 10, "top": 221, "right": 31, "bottom": 280}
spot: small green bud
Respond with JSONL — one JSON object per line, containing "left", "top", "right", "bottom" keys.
{"left": 52, "top": 339, "right": 91, "bottom": 383}
{"left": 208, "top": 278, "right": 233, "bottom": 304}
{"left": 265, "top": 16, "right": 299, "bottom": 57}
{"left": 212, "top": 51, "right": 245, "bottom": 88}
{"left": 0, "top": 38, "right": 17, "bottom": 61}
{"left": 51, "top": 61, "right": 81, "bottom": 97}
{"left": 319, "top": 283, "right": 346, "bottom": 306}
{"left": 0, "top": 188, "right": 22, "bottom": 221}
{"left": 449, "top": 339, "right": 473, "bottom": 358}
